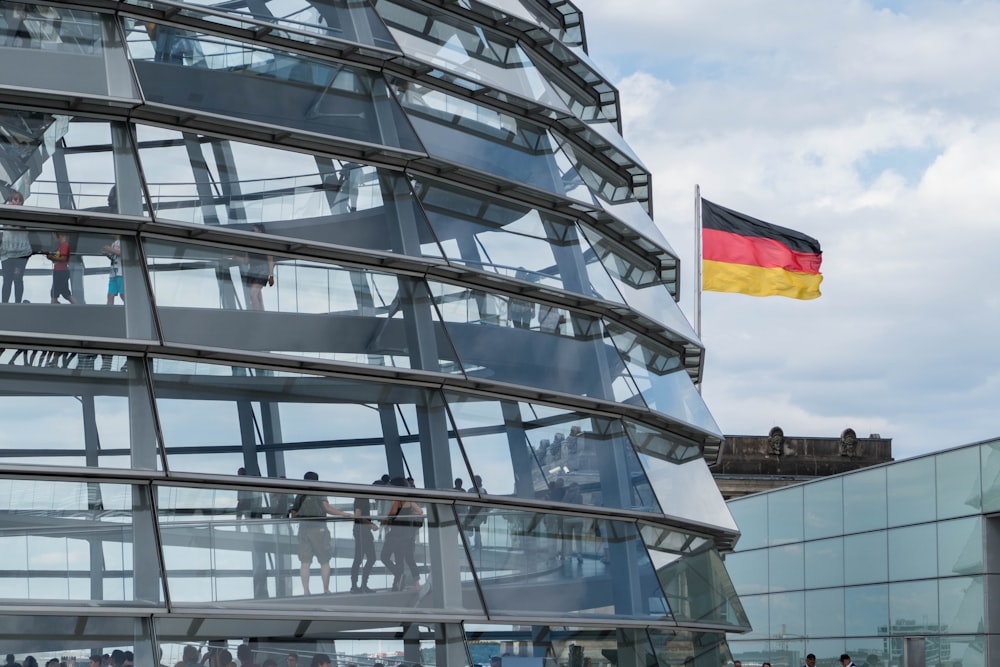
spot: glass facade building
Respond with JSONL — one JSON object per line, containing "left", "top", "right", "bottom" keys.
{"left": 0, "top": 3, "right": 746, "bottom": 667}
{"left": 726, "top": 439, "right": 1000, "bottom": 667}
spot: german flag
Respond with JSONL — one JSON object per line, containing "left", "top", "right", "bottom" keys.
{"left": 702, "top": 199, "right": 823, "bottom": 300}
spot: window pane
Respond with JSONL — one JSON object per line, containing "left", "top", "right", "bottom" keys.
{"left": 939, "top": 576, "right": 983, "bottom": 635}
{"left": 769, "top": 591, "right": 804, "bottom": 637}
{"left": 843, "top": 467, "right": 887, "bottom": 534}
{"left": 804, "top": 536, "right": 845, "bottom": 589}
{"left": 804, "top": 476, "right": 844, "bottom": 540}
{"left": 937, "top": 446, "right": 981, "bottom": 519}
{"left": 768, "top": 544, "right": 804, "bottom": 593}
{"left": 844, "top": 584, "right": 889, "bottom": 636}
{"left": 0, "top": 479, "right": 162, "bottom": 604}
{"left": 729, "top": 495, "right": 767, "bottom": 551}
{"left": 888, "top": 523, "right": 937, "bottom": 581}
{"left": 938, "top": 516, "right": 983, "bottom": 577}
{"left": 805, "top": 588, "right": 844, "bottom": 637}
{"left": 889, "top": 579, "right": 938, "bottom": 633}
{"left": 886, "top": 456, "right": 936, "bottom": 527}
{"left": 723, "top": 550, "right": 768, "bottom": 596}
{"left": 981, "top": 441, "right": 1000, "bottom": 513}
{"left": 844, "top": 531, "right": 887, "bottom": 585}
{"left": 768, "top": 485, "right": 803, "bottom": 545}
{"left": 0, "top": 614, "right": 152, "bottom": 664}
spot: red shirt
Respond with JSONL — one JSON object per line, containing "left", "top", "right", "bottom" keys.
{"left": 53, "top": 241, "right": 70, "bottom": 271}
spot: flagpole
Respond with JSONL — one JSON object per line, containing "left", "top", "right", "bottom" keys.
{"left": 694, "top": 184, "right": 703, "bottom": 339}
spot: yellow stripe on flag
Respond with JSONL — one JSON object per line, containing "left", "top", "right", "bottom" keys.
{"left": 703, "top": 259, "right": 822, "bottom": 300}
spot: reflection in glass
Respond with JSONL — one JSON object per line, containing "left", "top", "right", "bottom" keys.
{"left": 643, "top": 526, "right": 749, "bottom": 629}
{"left": 144, "top": 238, "right": 460, "bottom": 371}
{"left": 0, "top": 614, "right": 152, "bottom": 663}
{"left": 636, "top": 454, "right": 737, "bottom": 531}
{"left": 619, "top": 357, "right": 722, "bottom": 437}
{"left": 939, "top": 576, "right": 984, "bottom": 635}
{"left": 938, "top": 516, "right": 983, "bottom": 577}
{"left": 0, "top": 479, "right": 162, "bottom": 604}
{"left": 844, "top": 530, "right": 888, "bottom": 585}
{"left": 737, "top": 594, "right": 768, "bottom": 639}
{"left": 647, "top": 628, "right": 734, "bottom": 667}
{"left": 805, "top": 588, "right": 844, "bottom": 638}
{"left": 886, "top": 456, "right": 936, "bottom": 527}
{"left": 845, "top": 584, "right": 889, "bottom": 636}
{"left": 158, "top": 486, "right": 482, "bottom": 613}
{"left": 981, "top": 441, "right": 1000, "bottom": 513}
{"left": 0, "top": 5, "right": 137, "bottom": 98}
{"left": 729, "top": 494, "right": 767, "bottom": 551}
{"left": 888, "top": 523, "right": 937, "bottom": 581}
{"left": 468, "top": 507, "right": 667, "bottom": 620}
{"left": 444, "top": 395, "right": 658, "bottom": 512}
{"left": 391, "top": 78, "right": 597, "bottom": 204}
{"left": 767, "top": 485, "right": 803, "bottom": 545}
{"left": 0, "top": 111, "right": 146, "bottom": 214}
{"left": 152, "top": 360, "right": 470, "bottom": 490}
{"left": 134, "top": 126, "right": 443, "bottom": 258}
{"left": 937, "top": 446, "right": 982, "bottom": 519}
{"left": 723, "top": 550, "right": 768, "bottom": 596}
{"left": 843, "top": 466, "right": 887, "bottom": 534}
{"left": 803, "top": 476, "right": 843, "bottom": 540}
{"left": 127, "top": 24, "right": 422, "bottom": 151}
{"left": 0, "top": 352, "right": 158, "bottom": 469}
{"left": 889, "top": 579, "right": 939, "bottom": 633}
{"left": 767, "top": 544, "right": 804, "bottom": 592}
{"left": 804, "top": 537, "right": 844, "bottom": 589}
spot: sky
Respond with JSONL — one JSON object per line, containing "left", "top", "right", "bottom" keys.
{"left": 573, "top": 0, "right": 1000, "bottom": 461}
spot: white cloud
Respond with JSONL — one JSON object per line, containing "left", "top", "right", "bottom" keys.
{"left": 574, "top": 0, "right": 1000, "bottom": 458}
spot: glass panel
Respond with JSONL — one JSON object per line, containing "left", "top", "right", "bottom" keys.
{"left": 0, "top": 227, "right": 155, "bottom": 339}
{"left": 843, "top": 467, "right": 887, "bottom": 534}
{"left": 768, "top": 544, "right": 804, "bottom": 592}
{"left": 803, "top": 476, "right": 844, "bottom": 540}
{"left": 844, "top": 584, "right": 889, "bottom": 636}
{"left": 0, "top": 352, "right": 158, "bottom": 469}
{"left": 727, "top": 640, "right": 770, "bottom": 667}
{"left": 981, "top": 440, "right": 1000, "bottom": 512}
{"left": 0, "top": 5, "right": 137, "bottom": 98}
{"left": 0, "top": 614, "right": 151, "bottom": 664}
{"left": 939, "top": 576, "right": 983, "bottom": 635}
{"left": 134, "top": 125, "right": 443, "bottom": 258}
{"left": 144, "top": 0, "right": 400, "bottom": 52}
{"left": 375, "top": 0, "right": 567, "bottom": 111}
{"left": 737, "top": 594, "right": 768, "bottom": 639}
{"left": 153, "top": 359, "right": 470, "bottom": 490}
{"left": 156, "top": 619, "right": 468, "bottom": 667}
{"left": 634, "top": 452, "right": 737, "bottom": 531}
{"left": 887, "top": 523, "right": 937, "bottom": 581}
{"left": 0, "top": 479, "right": 162, "bottom": 604}
{"left": 937, "top": 445, "right": 981, "bottom": 519}
{"left": 643, "top": 526, "right": 749, "bottom": 628}
{"left": 465, "top": 625, "right": 659, "bottom": 667}
{"left": 392, "top": 78, "right": 597, "bottom": 205}
{"left": 844, "top": 530, "right": 888, "bottom": 585}
{"left": 126, "top": 24, "right": 422, "bottom": 152}
{"left": 938, "top": 516, "right": 983, "bottom": 576}
{"left": 413, "top": 175, "right": 619, "bottom": 299}
{"left": 624, "top": 418, "right": 703, "bottom": 464}
{"left": 444, "top": 395, "right": 659, "bottom": 512}
{"left": 0, "top": 111, "right": 147, "bottom": 214}
{"left": 723, "top": 549, "right": 768, "bottom": 596}
{"left": 930, "top": 635, "right": 986, "bottom": 667}
{"left": 610, "top": 342, "right": 722, "bottom": 436}
{"left": 767, "top": 485, "right": 803, "bottom": 545}
{"left": 728, "top": 495, "right": 767, "bottom": 551}
{"left": 769, "top": 591, "right": 804, "bottom": 638}
{"left": 467, "top": 506, "right": 667, "bottom": 620}
{"left": 144, "top": 237, "right": 461, "bottom": 372}
{"left": 889, "top": 579, "right": 938, "bottom": 634}
{"left": 646, "top": 629, "right": 733, "bottom": 667}
{"left": 159, "top": 486, "right": 483, "bottom": 613}
{"left": 429, "top": 283, "right": 627, "bottom": 400}
{"left": 805, "top": 588, "right": 845, "bottom": 637}
{"left": 804, "top": 536, "right": 845, "bottom": 589}
{"left": 886, "top": 455, "right": 936, "bottom": 527}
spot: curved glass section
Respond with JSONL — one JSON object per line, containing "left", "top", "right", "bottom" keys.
{"left": 134, "top": 125, "right": 443, "bottom": 257}
{"left": 0, "top": 478, "right": 162, "bottom": 605}
{"left": 134, "top": 0, "right": 401, "bottom": 52}
{"left": 0, "top": 352, "right": 159, "bottom": 469}
{"left": 467, "top": 506, "right": 668, "bottom": 621}
{"left": 152, "top": 359, "right": 471, "bottom": 490}
{"left": 0, "top": 110, "right": 147, "bottom": 215}
{"left": 625, "top": 361, "right": 722, "bottom": 437}
{"left": 144, "top": 237, "right": 461, "bottom": 371}
{"left": 0, "top": 4, "right": 137, "bottom": 99}
{"left": 413, "top": 175, "right": 623, "bottom": 300}
{"left": 391, "top": 78, "right": 597, "bottom": 205}
{"left": 641, "top": 525, "right": 750, "bottom": 629}
{"left": 126, "top": 23, "right": 423, "bottom": 151}
{"left": 375, "top": 0, "right": 568, "bottom": 112}
{"left": 0, "top": 226, "right": 155, "bottom": 340}
{"left": 157, "top": 485, "right": 483, "bottom": 613}
{"left": 429, "top": 283, "right": 637, "bottom": 401}
{"left": 633, "top": 450, "right": 737, "bottom": 531}
{"left": 445, "top": 395, "right": 659, "bottom": 513}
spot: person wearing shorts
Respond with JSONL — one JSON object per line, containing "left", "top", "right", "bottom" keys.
{"left": 288, "top": 471, "right": 352, "bottom": 595}
{"left": 103, "top": 234, "right": 124, "bottom": 304}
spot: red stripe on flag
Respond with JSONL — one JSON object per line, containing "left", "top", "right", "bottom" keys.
{"left": 703, "top": 228, "right": 822, "bottom": 274}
